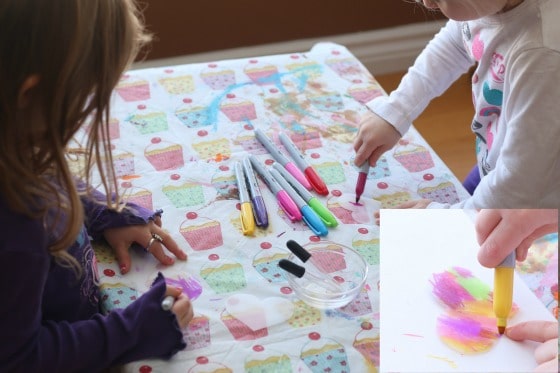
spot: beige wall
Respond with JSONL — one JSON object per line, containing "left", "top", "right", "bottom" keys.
{"left": 139, "top": 1, "right": 444, "bottom": 61}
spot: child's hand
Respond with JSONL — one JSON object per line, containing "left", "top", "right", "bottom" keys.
{"left": 164, "top": 285, "right": 194, "bottom": 329}
{"left": 395, "top": 199, "right": 432, "bottom": 209}
{"left": 475, "top": 209, "right": 558, "bottom": 268}
{"left": 373, "top": 199, "right": 432, "bottom": 225}
{"left": 506, "top": 320, "right": 558, "bottom": 372}
{"left": 353, "top": 110, "right": 401, "bottom": 167}
{"left": 103, "top": 221, "right": 187, "bottom": 274}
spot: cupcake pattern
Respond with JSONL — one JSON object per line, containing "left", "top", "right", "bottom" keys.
{"left": 301, "top": 333, "right": 349, "bottom": 373}
{"left": 158, "top": 72, "right": 195, "bottom": 95}
{"left": 393, "top": 139, "right": 435, "bottom": 172}
{"left": 144, "top": 137, "right": 184, "bottom": 171}
{"left": 201, "top": 63, "right": 236, "bottom": 90}
{"left": 180, "top": 212, "right": 224, "bottom": 251}
{"left": 99, "top": 283, "right": 138, "bottom": 314}
{"left": 175, "top": 98, "right": 212, "bottom": 128}
{"left": 126, "top": 104, "right": 168, "bottom": 134}
{"left": 92, "top": 42, "right": 474, "bottom": 372}
{"left": 115, "top": 74, "right": 150, "bottom": 101}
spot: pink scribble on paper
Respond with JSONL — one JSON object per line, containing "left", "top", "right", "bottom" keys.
{"left": 430, "top": 267, "right": 518, "bottom": 354}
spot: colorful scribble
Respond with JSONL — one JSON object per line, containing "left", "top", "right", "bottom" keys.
{"left": 166, "top": 275, "right": 203, "bottom": 301}
{"left": 427, "top": 354, "right": 458, "bottom": 369}
{"left": 430, "top": 267, "right": 518, "bottom": 354}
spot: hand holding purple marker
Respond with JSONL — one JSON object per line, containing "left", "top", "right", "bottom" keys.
{"left": 161, "top": 295, "right": 174, "bottom": 311}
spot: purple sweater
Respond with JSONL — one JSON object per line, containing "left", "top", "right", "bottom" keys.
{"left": 0, "top": 189, "right": 186, "bottom": 372}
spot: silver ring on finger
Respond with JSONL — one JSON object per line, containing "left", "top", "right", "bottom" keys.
{"left": 145, "top": 233, "right": 164, "bottom": 253}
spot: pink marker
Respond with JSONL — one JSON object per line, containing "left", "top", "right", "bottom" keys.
{"left": 355, "top": 162, "right": 370, "bottom": 203}
{"left": 254, "top": 129, "right": 312, "bottom": 190}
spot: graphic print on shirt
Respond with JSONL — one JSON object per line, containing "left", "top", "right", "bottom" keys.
{"left": 465, "top": 26, "right": 505, "bottom": 178}
{"left": 75, "top": 226, "right": 99, "bottom": 307}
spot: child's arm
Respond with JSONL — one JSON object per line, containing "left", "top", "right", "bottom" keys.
{"left": 0, "top": 209, "right": 187, "bottom": 371}
{"left": 366, "top": 20, "right": 474, "bottom": 138}
{"left": 77, "top": 182, "right": 187, "bottom": 273}
{"left": 77, "top": 181, "right": 161, "bottom": 242}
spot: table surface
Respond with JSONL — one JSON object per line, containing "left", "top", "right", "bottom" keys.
{"left": 83, "top": 42, "right": 556, "bottom": 373}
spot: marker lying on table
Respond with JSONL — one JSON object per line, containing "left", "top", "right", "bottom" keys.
{"left": 269, "top": 168, "right": 328, "bottom": 236}
{"left": 278, "top": 259, "right": 341, "bottom": 293}
{"left": 254, "top": 128, "right": 312, "bottom": 190}
{"left": 161, "top": 295, "right": 175, "bottom": 311}
{"left": 355, "top": 162, "right": 370, "bottom": 203}
{"left": 272, "top": 163, "right": 338, "bottom": 227}
{"left": 242, "top": 156, "right": 268, "bottom": 228}
{"left": 248, "top": 155, "right": 302, "bottom": 222}
{"left": 278, "top": 132, "right": 329, "bottom": 195}
{"left": 233, "top": 161, "right": 255, "bottom": 235}
{"left": 493, "top": 251, "right": 515, "bottom": 334}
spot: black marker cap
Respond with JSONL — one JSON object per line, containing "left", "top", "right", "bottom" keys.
{"left": 278, "top": 259, "right": 305, "bottom": 278}
{"left": 286, "top": 240, "right": 311, "bottom": 262}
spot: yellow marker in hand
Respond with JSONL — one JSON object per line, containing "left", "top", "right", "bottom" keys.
{"left": 493, "top": 251, "right": 515, "bottom": 334}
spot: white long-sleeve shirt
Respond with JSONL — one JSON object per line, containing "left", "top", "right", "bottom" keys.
{"left": 368, "top": 0, "right": 560, "bottom": 208}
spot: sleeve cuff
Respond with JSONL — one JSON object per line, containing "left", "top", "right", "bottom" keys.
{"left": 87, "top": 202, "right": 163, "bottom": 241}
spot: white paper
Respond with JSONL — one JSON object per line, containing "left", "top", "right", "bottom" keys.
{"left": 380, "top": 209, "right": 556, "bottom": 373}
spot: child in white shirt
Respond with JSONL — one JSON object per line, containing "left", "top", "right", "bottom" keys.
{"left": 353, "top": 0, "right": 560, "bottom": 208}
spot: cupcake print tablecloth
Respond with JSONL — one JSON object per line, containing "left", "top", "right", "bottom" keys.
{"left": 84, "top": 42, "right": 556, "bottom": 372}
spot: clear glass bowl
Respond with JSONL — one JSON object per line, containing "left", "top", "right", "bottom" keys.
{"left": 285, "top": 243, "right": 368, "bottom": 309}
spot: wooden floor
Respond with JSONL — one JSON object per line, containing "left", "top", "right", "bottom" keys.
{"left": 374, "top": 71, "right": 476, "bottom": 182}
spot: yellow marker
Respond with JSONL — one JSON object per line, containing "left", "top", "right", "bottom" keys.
{"left": 493, "top": 251, "right": 515, "bottom": 334}
{"left": 234, "top": 161, "right": 255, "bottom": 235}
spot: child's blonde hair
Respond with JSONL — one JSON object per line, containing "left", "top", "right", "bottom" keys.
{"left": 0, "top": 0, "right": 151, "bottom": 269}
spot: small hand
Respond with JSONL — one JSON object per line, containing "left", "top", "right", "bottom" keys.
{"left": 164, "top": 285, "right": 194, "bottom": 329}
{"left": 394, "top": 199, "right": 432, "bottom": 209}
{"left": 475, "top": 209, "right": 558, "bottom": 268}
{"left": 104, "top": 220, "right": 187, "bottom": 274}
{"left": 506, "top": 320, "right": 558, "bottom": 372}
{"left": 353, "top": 110, "right": 401, "bottom": 167}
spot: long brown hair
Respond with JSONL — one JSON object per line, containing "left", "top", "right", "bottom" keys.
{"left": 0, "top": 0, "right": 151, "bottom": 269}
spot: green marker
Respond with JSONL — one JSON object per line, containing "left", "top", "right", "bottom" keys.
{"left": 272, "top": 163, "right": 338, "bottom": 227}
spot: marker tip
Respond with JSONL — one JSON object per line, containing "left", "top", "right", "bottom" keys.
{"left": 498, "top": 326, "right": 505, "bottom": 335}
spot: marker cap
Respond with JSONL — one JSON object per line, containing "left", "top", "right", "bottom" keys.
{"left": 239, "top": 202, "right": 255, "bottom": 235}
{"left": 304, "top": 167, "right": 329, "bottom": 195}
{"left": 301, "top": 206, "right": 328, "bottom": 236}
{"left": 278, "top": 259, "right": 305, "bottom": 278}
{"left": 252, "top": 195, "right": 269, "bottom": 228}
{"left": 286, "top": 239, "right": 311, "bottom": 262}
{"left": 308, "top": 198, "right": 339, "bottom": 227}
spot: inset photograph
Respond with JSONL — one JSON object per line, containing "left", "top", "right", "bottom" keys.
{"left": 379, "top": 209, "right": 558, "bottom": 372}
